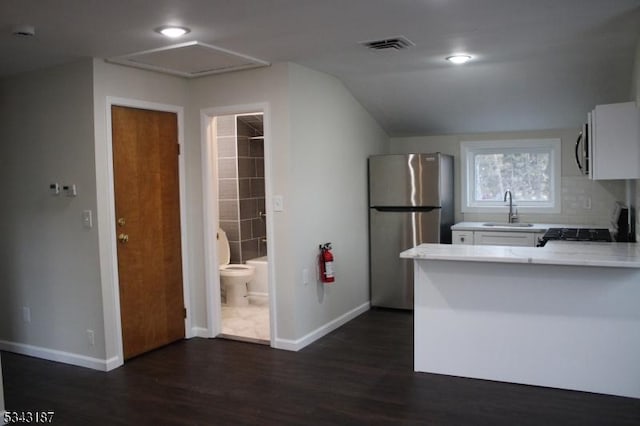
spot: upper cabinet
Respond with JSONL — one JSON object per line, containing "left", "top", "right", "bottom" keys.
{"left": 582, "top": 102, "right": 640, "bottom": 180}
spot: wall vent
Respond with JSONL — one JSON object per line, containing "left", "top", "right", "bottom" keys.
{"left": 360, "top": 36, "right": 415, "bottom": 51}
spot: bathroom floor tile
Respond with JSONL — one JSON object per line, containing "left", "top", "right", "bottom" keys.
{"left": 221, "top": 304, "right": 270, "bottom": 342}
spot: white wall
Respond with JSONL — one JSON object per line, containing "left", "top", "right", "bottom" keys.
{"left": 92, "top": 59, "right": 189, "bottom": 362}
{"left": 188, "top": 63, "right": 294, "bottom": 336}
{"left": 189, "top": 62, "right": 388, "bottom": 342}
{"left": 0, "top": 59, "right": 387, "bottom": 370}
{"left": 391, "top": 129, "right": 626, "bottom": 226}
{"left": 287, "top": 63, "right": 388, "bottom": 338}
{"left": 94, "top": 60, "right": 386, "bottom": 348}
{"left": 0, "top": 60, "right": 107, "bottom": 364}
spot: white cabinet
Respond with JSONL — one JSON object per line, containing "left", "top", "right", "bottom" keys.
{"left": 452, "top": 231, "right": 474, "bottom": 245}
{"left": 589, "top": 102, "right": 640, "bottom": 180}
{"left": 474, "top": 231, "right": 535, "bottom": 247}
{"left": 452, "top": 230, "right": 542, "bottom": 247}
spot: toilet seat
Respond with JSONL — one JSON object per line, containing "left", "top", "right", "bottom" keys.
{"left": 217, "top": 229, "right": 255, "bottom": 273}
{"left": 217, "top": 228, "right": 232, "bottom": 266}
{"left": 219, "top": 264, "right": 255, "bottom": 276}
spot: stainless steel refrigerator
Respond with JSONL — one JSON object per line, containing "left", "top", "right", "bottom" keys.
{"left": 368, "top": 153, "right": 454, "bottom": 309}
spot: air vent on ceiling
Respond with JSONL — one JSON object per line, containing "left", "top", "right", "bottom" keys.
{"left": 107, "top": 41, "right": 270, "bottom": 78}
{"left": 360, "top": 36, "right": 415, "bottom": 51}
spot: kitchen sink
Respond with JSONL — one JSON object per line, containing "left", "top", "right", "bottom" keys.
{"left": 482, "top": 222, "right": 534, "bottom": 228}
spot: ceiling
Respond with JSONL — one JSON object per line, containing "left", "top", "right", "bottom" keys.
{"left": 1, "top": 0, "right": 639, "bottom": 136}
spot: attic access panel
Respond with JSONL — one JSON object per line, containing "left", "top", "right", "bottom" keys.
{"left": 107, "top": 41, "right": 270, "bottom": 78}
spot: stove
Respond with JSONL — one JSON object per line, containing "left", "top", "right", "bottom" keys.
{"left": 538, "top": 228, "right": 612, "bottom": 246}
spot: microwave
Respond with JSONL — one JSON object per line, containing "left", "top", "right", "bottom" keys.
{"left": 576, "top": 102, "right": 640, "bottom": 179}
{"left": 574, "top": 114, "right": 590, "bottom": 176}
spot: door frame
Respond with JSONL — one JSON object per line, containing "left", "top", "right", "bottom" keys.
{"left": 103, "top": 97, "right": 192, "bottom": 368}
{"left": 200, "top": 102, "right": 277, "bottom": 346}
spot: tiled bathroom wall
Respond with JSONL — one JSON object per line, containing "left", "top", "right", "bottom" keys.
{"left": 217, "top": 115, "right": 242, "bottom": 263}
{"left": 237, "top": 116, "right": 267, "bottom": 260}
{"left": 216, "top": 114, "right": 266, "bottom": 264}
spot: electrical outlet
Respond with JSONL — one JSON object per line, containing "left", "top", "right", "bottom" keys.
{"left": 22, "top": 306, "right": 31, "bottom": 323}
{"left": 273, "top": 195, "right": 284, "bottom": 212}
{"left": 583, "top": 197, "right": 592, "bottom": 210}
{"left": 302, "top": 268, "right": 309, "bottom": 285}
{"left": 87, "top": 329, "right": 95, "bottom": 346}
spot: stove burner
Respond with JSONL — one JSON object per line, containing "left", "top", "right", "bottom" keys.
{"left": 541, "top": 228, "right": 612, "bottom": 245}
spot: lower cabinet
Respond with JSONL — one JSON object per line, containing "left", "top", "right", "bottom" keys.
{"left": 452, "top": 231, "right": 474, "bottom": 245}
{"left": 453, "top": 230, "right": 542, "bottom": 247}
{"left": 474, "top": 231, "right": 535, "bottom": 246}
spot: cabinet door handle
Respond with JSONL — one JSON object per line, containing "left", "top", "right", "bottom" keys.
{"left": 575, "top": 131, "right": 584, "bottom": 173}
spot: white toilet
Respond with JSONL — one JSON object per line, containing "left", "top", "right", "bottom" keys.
{"left": 218, "top": 228, "right": 255, "bottom": 306}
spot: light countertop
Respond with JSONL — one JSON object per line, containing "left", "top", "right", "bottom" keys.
{"left": 400, "top": 241, "right": 640, "bottom": 268}
{"left": 451, "top": 221, "right": 605, "bottom": 233}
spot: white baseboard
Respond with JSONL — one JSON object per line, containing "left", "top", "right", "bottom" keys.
{"left": 0, "top": 303, "right": 369, "bottom": 370}
{"left": 191, "top": 327, "right": 210, "bottom": 338}
{"left": 105, "top": 356, "right": 122, "bottom": 371}
{"left": 274, "top": 302, "right": 370, "bottom": 351}
{"left": 0, "top": 340, "right": 112, "bottom": 372}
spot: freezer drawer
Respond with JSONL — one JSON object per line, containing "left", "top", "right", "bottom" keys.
{"left": 369, "top": 208, "right": 441, "bottom": 309}
{"left": 369, "top": 153, "right": 445, "bottom": 207}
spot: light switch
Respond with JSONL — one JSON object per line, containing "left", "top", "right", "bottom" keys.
{"left": 63, "top": 184, "right": 77, "bottom": 197}
{"left": 82, "top": 210, "right": 93, "bottom": 229}
{"left": 273, "top": 195, "right": 284, "bottom": 212}
{"left": 49, "top": 183, "right": 60, "bottom": 196}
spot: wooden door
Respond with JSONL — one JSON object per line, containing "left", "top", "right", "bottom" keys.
{"left": 111, "top": 105, "right": 185, "bottom": 360}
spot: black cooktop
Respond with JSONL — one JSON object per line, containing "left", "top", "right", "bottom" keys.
{"left": 542, "top": 228, "right": 612, "bottom": 242}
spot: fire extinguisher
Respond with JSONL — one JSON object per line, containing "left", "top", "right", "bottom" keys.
{"left": 319, "top": 243, "right": 335, "bottom": 283}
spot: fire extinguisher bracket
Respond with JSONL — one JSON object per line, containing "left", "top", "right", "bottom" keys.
{"left": 319, "top": 242, "right": 335, "bottom": 284}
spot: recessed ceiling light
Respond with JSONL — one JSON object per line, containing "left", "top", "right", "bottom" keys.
{"left": 446, "top": 54, "right": 472, "bottom": 65}
{"left": 155, "top": 26, "right": 191, "bottom": 38}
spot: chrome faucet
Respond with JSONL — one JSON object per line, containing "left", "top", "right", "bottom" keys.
{"left": 503, "top": 190, "right": 519, "bottom": 223}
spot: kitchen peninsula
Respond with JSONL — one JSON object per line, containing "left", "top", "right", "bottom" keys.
{"left": 400, "top": 242, "right": 640, "bottom": 399}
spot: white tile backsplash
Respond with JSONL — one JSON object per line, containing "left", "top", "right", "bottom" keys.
{"left": 463, "top": 177, "right": 626, "bottom": 227}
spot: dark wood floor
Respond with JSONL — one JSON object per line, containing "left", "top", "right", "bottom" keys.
{"left": 3, "top": 309, "right": 640, "bottom": 425}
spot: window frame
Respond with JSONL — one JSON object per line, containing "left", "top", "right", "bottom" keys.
{"left": 460, "top": 139, "right": 562, "bottom": 214}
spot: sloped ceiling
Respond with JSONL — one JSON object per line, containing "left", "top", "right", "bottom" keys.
{"left": 1, "top": 0, "right": 639, "bottom": 136}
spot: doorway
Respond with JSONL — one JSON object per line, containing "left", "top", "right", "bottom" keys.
{"left": 201, "top": 105, "right": 276, "bottom": 346}
{"left": 217, "top": 113, "right": 269, "bottom": 343}
{"left": 111, "top": 105, "right": 186, "bottom": 359}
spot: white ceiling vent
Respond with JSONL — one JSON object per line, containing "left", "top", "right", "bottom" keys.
{"left": 107, "top": 41, "right": 270, "bottom": 78}
{"left": 360, "top": 36, "right": 415, "bottom": 51}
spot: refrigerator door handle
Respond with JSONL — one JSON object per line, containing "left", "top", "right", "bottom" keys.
{"left": 372, "top": 206, "right": 438, "bottom": 212}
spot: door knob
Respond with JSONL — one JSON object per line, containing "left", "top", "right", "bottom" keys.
{"left": 118, "top": 233, "right": 129, "bottom": 243}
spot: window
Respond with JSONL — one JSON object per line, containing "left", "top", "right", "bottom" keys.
{"left": 460, "top": 139, "right": 561, "bottom": 213}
